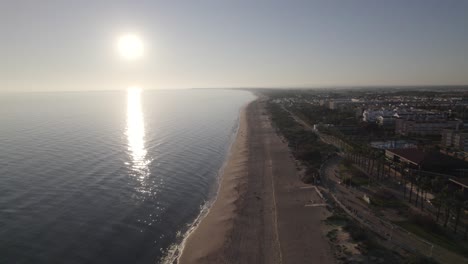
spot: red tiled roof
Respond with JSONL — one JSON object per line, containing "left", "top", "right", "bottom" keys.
{"left": 450, "top": 178, "right": 468, "bottom": 188}
{"left": 386, "top": 148, "right": 426, "bottom": 165}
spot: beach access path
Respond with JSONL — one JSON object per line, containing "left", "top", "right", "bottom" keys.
{"left": 178, "top": 98, "right": 334, "bottom": 264}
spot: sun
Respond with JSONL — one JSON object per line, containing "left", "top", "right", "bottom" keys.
{"left": 117, "top": 34, "right": 144, "bottom": 60}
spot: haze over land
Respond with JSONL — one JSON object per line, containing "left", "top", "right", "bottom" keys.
{"left": 1, "top": 0, "right": 468, "bottom": 92}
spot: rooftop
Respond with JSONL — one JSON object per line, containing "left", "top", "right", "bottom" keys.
{"left": 386, "top": 148, "right": 426, "bottom": 165}
{"left": 449, "top": 178, "right": 468, "bottom": 189}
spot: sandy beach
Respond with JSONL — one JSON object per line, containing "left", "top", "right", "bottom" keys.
{"left": 179, "top": 98, "right": 334, "bottom": 264}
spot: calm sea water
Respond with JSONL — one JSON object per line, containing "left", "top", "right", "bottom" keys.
{"left": 0, "top": 89, "right": 254, "bottom": 264}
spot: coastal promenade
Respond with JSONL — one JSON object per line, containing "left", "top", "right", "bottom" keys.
{"left": 179, "top": 99, "right": 334, "bottom": 264}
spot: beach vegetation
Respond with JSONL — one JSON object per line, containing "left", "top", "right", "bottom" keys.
{"left": 403, "top": 255, "right": 439, "bottom": 264}
{"left": 267, "top": 101, "right": 336, "bottom": 184}
{"left": 396, "top": 214, "right": 468, "bottom": 257}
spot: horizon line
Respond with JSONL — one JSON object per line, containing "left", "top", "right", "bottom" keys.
{"left": 2, "top": 84, "right": 468, "bottom": 94}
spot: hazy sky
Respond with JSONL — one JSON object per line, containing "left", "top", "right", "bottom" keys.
{"left": 1, "top": 0, "right": 468, "bottom": 92}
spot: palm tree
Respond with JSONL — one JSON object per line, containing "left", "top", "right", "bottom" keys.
{"left": 414, "top": 170, "right": 422, "bottom": 207}
{"left": 375, "top": 157, "right": 381, "bottom": 179}
{"left": 369, "top": 152, "right": 376, "bottom": 180}
{"left": 431, "top": 176, "right": 444, "bottom": 195}
{"left": 444, "top": 191, "right": 455, "bottom": 228}
{"left": 434, "top": 195, "right": 443, "bottom": 223}
{"left": 434, "top": 184, "right": 449, "bottom": 223}
{"left": 378, "top": 156, "right": 385, "bottom": 180}
{"left": 453, "top": 190, "right": 465, "bottom": 233}
{"left": 415, "top": 180, "right": 419, "bottom": 207}
{"left": 409, "top": 171, "right": 415, "bottom": 203}
{"left": 463, "top": 200, "right": 468, "bottom": 239}
{"left": 357, "top": 150, "right": 363, "bottom": 166}
{"left": 402, "top": 165, "right": 408, "bottom": 199}
{"left": 420, "top": 176, "right": 432, "bottom": 211}
{"left": 366, "top": 153, "right": 372, "bottom": 173}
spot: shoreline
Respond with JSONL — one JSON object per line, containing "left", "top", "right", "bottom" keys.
{"left": 161, "top": 100, "right": 253, "bottom": 264}
{"left": 165, "top": 97, "right": 252, "bottom": 264}
{"left": 177, "top": 99, "right": 251, "bottom": 263}
{"left": 178, "top": 98, "right": 334, "bottom": 264}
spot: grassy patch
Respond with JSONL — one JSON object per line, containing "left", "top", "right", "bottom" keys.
{"left": 350, "top": 175, "right": 370, "bottom": 186}
{"left": 371, "top": 197, "right": 407, "bottom": 209}
{"left": 396, "top": 220, "right": 468, "bottom": 257}
{"left": 326, "top": 214, "right": 373, "bottom": 247}
{"left": 343, "top": 220, "right": 369, "bottom": 243}
{"left": 325, "top": 214, "right": 349, "bottom": 226}
{"left": 325, "top": 213, "right": 404, "bottom": 263}
{"left": 370, "top": 190, "right": 408, "bottom": 209}
{"left": 326, "top": 229, "right": 338, "bottom": 242}
{"left": 339, "top": 162, "right": 370, "bottom": 186}
{"left": 403, "top": 255, "right": 439, "bottom": 264}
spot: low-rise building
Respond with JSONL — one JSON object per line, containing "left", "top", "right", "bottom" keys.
{"left": 385, "top": 148, "right": 425, "bottom": 167}
{"left": 395, "top": 110, "right": 447, "bottom": 121}
{"left": 371, "top": 140, "right": 417, "bottom": 150}
{"left": 376, "top": 115, "right": 397, "bottom": 128}
{"left": 441, "top": 129, "right": 455, "bottom": 147}
{"left": 363, "top": 109, "right": 395, "bottom": 122}
{"left": 395, "top": 119, "right": 463, "bottom": 136}
{"left": 453, "top": 132, "right": 468, "bottom": 151}
{"left": 442, "top": 129, "right": 468, "bottom": 151}
{"left": 385, "top": 148, "right": 468, "bottom": 175}
{"left": 322, "top": 99, "right": 353, "bottom": 110}
{"left": 448, "top": 178, "right": 468, "bottom": 197}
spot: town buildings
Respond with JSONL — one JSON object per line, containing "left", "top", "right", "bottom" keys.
{"left": 441, "top": 129, "right": 468, "bottom": 151}
{"left": 395, "top": 118, "right": 463, "bottom": 136}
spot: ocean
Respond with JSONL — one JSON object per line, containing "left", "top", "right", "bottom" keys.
{"left": 0, "top": 89, "right": 255, "bottom": 264}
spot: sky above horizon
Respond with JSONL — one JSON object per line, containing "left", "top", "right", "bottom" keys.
{"left": 1, "top": 0, "right": 468, "bottom": 92}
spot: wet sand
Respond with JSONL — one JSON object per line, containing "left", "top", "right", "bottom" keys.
{"left": 178, "top": 99, "right": 334, "bottom": 264}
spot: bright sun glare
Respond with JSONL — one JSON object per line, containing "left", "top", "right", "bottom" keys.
{"left": 117, "top": 34, "right": 144, "bottom": 60}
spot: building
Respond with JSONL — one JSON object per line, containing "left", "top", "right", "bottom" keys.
{"left": 362, "top": 109, "right": 395, "bottom": 122}
{"left": 371, "top": 140, "right": 417, "bottom": 150}
{"left": 322, "top": 99, "right": 353, "bottom": 110}
{"left": 441, "top": 129, "right": 468, "bottom": 151}
{"left": 376, "top": 115, "right": 397, "bottom": 128}
{"left": 453, "top": 132, "right": 468, "bottom": 151}
{"left": 385, "top": 148, "right": 425, "bottom": 167}
{"left": 448, "top": 178, "right": 468, "bottom": 197}
{"left": 449, "top": 178, "right": 468, "bottom": 191}
{"left": 441, "top": 129, "right": 455, "bottom": 147}
{"left": 394, "top": 109, "right": 447, "bottom": 121}
{"left": 385, "top": 148, "right": 468, "bottom": 175}
{"left": 395, "top": 119, "right": 463, "bottom": 136}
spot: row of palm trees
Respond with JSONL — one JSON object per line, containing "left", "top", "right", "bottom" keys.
{"left": 344, "top": 146, "right": 468, "bottom": 238}
{"left": 304, "top": 112, "right": 468, "bottom": 242}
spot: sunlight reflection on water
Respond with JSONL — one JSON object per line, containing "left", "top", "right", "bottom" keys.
{"left": 126, "top": 87, "right": 151, "bottom": 190}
